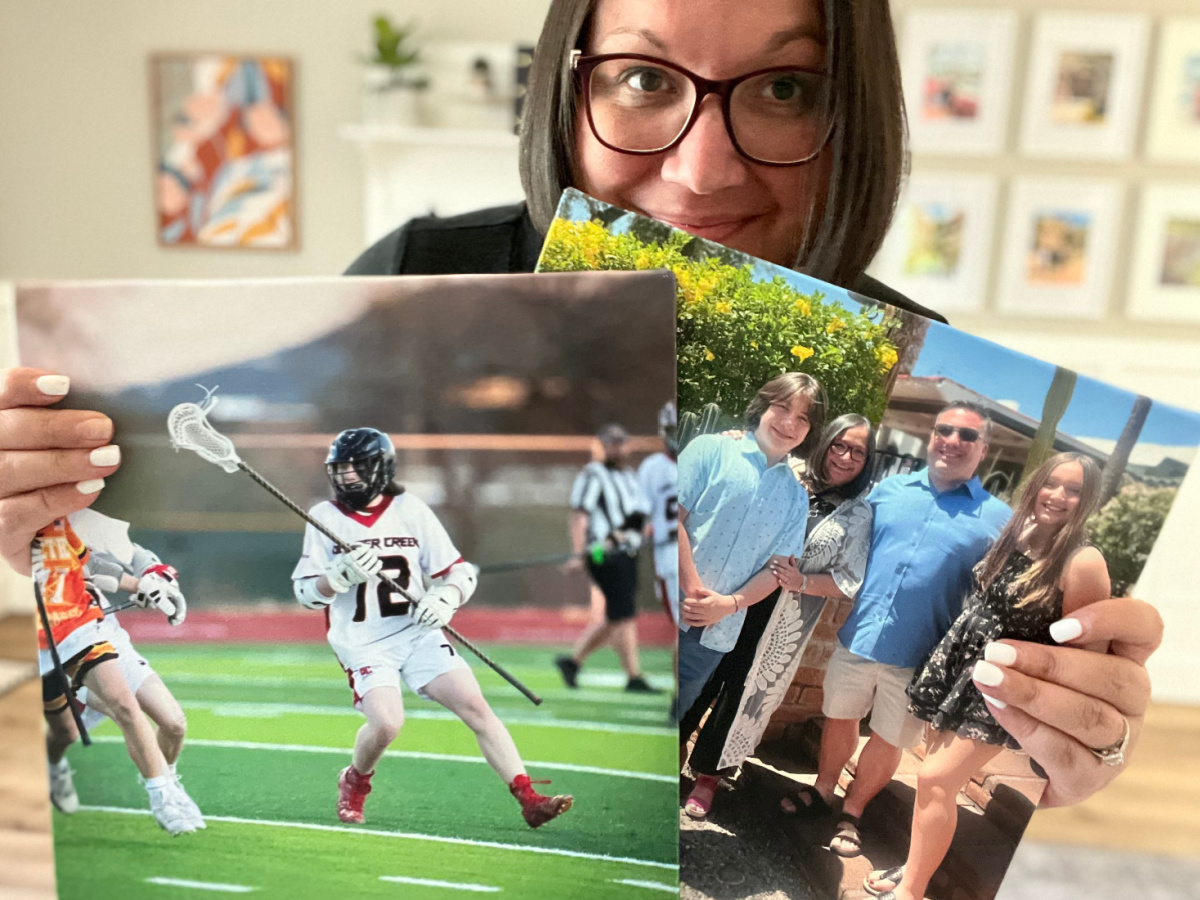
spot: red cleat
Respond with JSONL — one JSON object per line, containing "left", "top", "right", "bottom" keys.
{"left": 510, "top": 774, "right": 573, "bottom": 829}
{"left": 337, "top": 766, "right": 373, "bottom": 824}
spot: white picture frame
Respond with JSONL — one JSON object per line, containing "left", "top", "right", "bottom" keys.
{"left": 869, "top": 172, "right": 998, "bottom": 315}
{"left": 1018, "top": 12, "right": 1149, "bottom": 161}
{"left": 1145, "top": 17, "right": 1200, "bottom": 163}
{"left": 997, "top": 178, "right": 1124, "bottom": 320}
{"left": 899, "top": 8, "right": 1017, "bottom": 156}
{"left": 1127, "top": 183, "right": 1200, "bottom": 322}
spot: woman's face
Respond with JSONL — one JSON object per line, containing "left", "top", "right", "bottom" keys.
{"left": 823, "top": 424, "right": 869, "bottom": 487}
{"left": 1034, "top": 461, "right": 1086, "bottom": 530}
{"left": 574, "top": 0, "right": 831, "bottom": 267}
{"left": 754, "top": 395, "right": 812, "bottom": 459}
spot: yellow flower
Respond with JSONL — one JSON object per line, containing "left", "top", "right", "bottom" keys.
{"left": 876, "top": 345, "right": 899, "bottom": 371}
{"left": 704, "top": 347, "right": 716, "bottom": 361}
{"left": 750, "top": 340, "right": 759, "bottom": 349}
{"left": 826, "top": 317, "right": 846, "bottom": 334}
{"left": 793, "top": 297, "right": 811, "bottom": 316}
{"left": 790, "top": 345, "right": 814, "bottom": 362}
{"left": 714, "top": 301, "right": 733, "bottom": 315}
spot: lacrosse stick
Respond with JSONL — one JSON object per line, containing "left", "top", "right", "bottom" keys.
{"left": 476, "top": 541, "right": 634, "bottom": 575}
{"left": 32, "top": 579, "right": 91, "bottom": 746}
{"left": 167, "top": 394, "right": 542, "bottom": 706}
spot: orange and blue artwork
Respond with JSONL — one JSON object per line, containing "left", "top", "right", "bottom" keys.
{"left": 153, "top": 54, "right": 296, "bottom": 249}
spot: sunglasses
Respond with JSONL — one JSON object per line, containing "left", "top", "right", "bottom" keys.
{"left": 932, "top": 424, "right": 981, "bottom": 443}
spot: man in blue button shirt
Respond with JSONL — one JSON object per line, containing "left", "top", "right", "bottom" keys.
{"left": 789, "top": 402, "right": 1011, "bottom": 857}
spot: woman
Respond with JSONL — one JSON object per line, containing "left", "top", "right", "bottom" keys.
{"left": 0, "top": 0, "right": 1161, "bottom": 807}
{"left": 681, "top": 414, "right": 875, "bottom": 818}
{"left": 865, "top": 453, "right": 1111, "bottom": 900}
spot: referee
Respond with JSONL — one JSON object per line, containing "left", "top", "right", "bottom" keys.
{"left": 556, "top": 423, "right": 661, "bottom": 693}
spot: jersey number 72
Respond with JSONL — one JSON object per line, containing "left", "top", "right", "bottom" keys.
{"left": 353, "top": 555, "right": 412, "bottom": 622}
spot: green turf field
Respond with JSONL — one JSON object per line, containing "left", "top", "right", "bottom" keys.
{"left": 54, "top": 643, "right": 677, "bottom": 899}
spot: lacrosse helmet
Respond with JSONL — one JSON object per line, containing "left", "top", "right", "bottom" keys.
{"left": 658, "top": 402, "right": 679, "bottom": 456}
{"left": 326, "top": 428, "right": 396, "bottom": 510}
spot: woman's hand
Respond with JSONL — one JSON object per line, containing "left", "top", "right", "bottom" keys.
{"left": 719, "top": 429, "right": 746, "bottom": 440}
{"left": 768, "top": 555, "right": 806, "bottom": 592}
{"left": 973, "top": 597, "right": 1161, "bottom": 807}
{"left": 681, "top": 588, "right": 737, "bottom": 627}
{"left": 0, "top": 368, "right": 120, "bottom": 575}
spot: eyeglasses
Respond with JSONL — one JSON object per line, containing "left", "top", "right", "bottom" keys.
{"left": 932, "top": 424, "right": 981, "bottom": 443}
{"left": 830, "top": 440, "right": 867, "bottom": 463}
{"left": 571, "top": 51, "right": 835, "bottom": 167}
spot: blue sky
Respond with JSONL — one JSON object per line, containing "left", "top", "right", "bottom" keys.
{"left": 912, "top": 323, "right": 1200, "bottom": 446}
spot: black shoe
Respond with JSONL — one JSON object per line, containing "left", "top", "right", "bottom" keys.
{"left": 625, "top": 676, "right": 663, "bottom": 694}
{"left": 555, "top": 655, "right": 580, "bottom": 688}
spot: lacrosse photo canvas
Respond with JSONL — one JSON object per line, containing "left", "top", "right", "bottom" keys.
{"left": 14, "top": 272, "right": 678, "bottom": 898}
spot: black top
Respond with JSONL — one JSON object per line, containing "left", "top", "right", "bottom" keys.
{"left": 344, "top": 203, "right": 949, "bottom": 324}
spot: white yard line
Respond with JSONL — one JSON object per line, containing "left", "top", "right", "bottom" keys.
{"left": 378, "top": 876, "right": 500, "bottom": 892}
{"left": 145, "top": 877, "right": 256, "bottom": 893}
{"left": 89, "top": 735, "right": 675, "bottom": 783}
{"left": 174, "top": 700, "right": 676, "bottom": 736}
{"left": 80, "top": 806, "right": 675, "bottom": 871}
{"left": 610, "top": 879, "right": 679, "bottom": 893}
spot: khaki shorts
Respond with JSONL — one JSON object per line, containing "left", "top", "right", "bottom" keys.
{"left": 822, "top": 642, "right": 925, "bottom": 749}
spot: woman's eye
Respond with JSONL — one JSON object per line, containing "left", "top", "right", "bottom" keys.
{"left": 766, "top": 77, "right": 801, "bottom": 101}
{"left": 621, "top": 67, "right": 669, "bottom": 93}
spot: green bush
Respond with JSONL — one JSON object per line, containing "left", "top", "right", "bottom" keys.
{"left": 539, "top": 219, "right": 898, "bottom": 422}
{"left": 1086, "top": 482, "right": 1177, "bottom": 596}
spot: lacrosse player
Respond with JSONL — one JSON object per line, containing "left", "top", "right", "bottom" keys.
{"left": 34, "top": 516, "right": 203, "bottom": 835}
{"left": 638, "top": 403, "right": 680, "bottom": 628}
{"left": 44, "top": 508, "right": 191, "bottom": 816}
{"left": 291, "top": 427, "right": 573, "bottom": 828}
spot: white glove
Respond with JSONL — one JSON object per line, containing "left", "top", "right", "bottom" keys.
{"left": 413, "top": 585, "right": 462, "bottom": 630}
{"left": 136, "top": 568, "right": 187, "bottom": 626}
{"left": 324, "top": 544, "right": 382, "bottom": 594}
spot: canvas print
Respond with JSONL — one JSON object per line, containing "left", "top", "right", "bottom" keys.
{"left": 537, "top": 189, "right": 1200, "bottom": 900}
{"left": 152, "top": 54, "right": 296, "bottom": 249}
{"left": 1128, "top": 183, "right": 1200, "bottom": 322}
{"left": 1146, "top": 17, "right": 1200, "bottom": 162}
{"left": 16, "top": 274, "right": 678, "bottom": 898}
{"left": 899, "top": 9, "right": 1016, "bottom": 156}
{"left": 1019, "top": 13, "right": 1148, "bottom": 160}
{"left": 870, "top": 173, "right": 997, "bottom": 314}
{"left": 998, "top": 178, "right": 1123, "bottom": 319}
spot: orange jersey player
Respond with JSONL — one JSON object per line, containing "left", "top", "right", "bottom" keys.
{"left": 33, "top": 517, "right": 204, "bottom": 835}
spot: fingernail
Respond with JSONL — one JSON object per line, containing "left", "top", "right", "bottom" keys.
{"left": 984, "top": 642, "right": 1017, "bottom": 666}
{"left": 88, "top": 445, "right": 121, "bottom": 467}
{"left": 76, "top": 478, "right": 105, "bottom": 494}
{"left": 77, "top": 416, "right": 113, "bottom": 442}
{"left": 973, "top": 660, "right": 1005, "bottom": 687}
{"left": 1049, "top": 618, "right": 1083, "bottom": 643}
{"left": 36, "top": 375, "right": 70, "bottom": 396}
{"left": 980, "top": 693, "right": 1008, "bottom": 709}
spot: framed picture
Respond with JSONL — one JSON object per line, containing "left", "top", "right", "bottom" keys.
{"left": 899, "top": 8, "right": 1016, "bottom": 156}
{"left": 1127, "top": 183, "right": 1200, "bottom": 322}
{"left": 420, "top": 40, "right": 522, "bottom": 131}
{"left": 869, "top": 172, "right": 998, "bottom": 314}
{"left": 152, "top": 54, "right": 296, "bottom": 250}
{"left": 997, "top": 178, "right": 1124, "bottom": 319}
{"left": 1018, "top": 13, "right": 1149, "bottom": 160}
{"left": 1145, "top": 17, "right": 1200, "bottom": 163}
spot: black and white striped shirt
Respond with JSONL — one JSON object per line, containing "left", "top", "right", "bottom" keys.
{"left": 570, "top": 461, "right": 650, "bottom": 545}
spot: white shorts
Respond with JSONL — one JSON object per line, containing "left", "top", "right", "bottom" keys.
{"left": 822, "top": 642, "right": 925, "bottom": 750}
{"left": 75, "top": 616, "right": 156, "bottom": 729}
{"left": 38, "top": 618, "right": 110, "bottom": 677}
{"left": 338, "top": 626, "right": 470, "bottom": 709}
{"left": 654, "top": 541, "right": 679, "bottom": 626}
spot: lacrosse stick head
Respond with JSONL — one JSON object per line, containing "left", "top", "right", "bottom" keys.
{"left": 168, "top": 392, "right": 242, "bottom": 474}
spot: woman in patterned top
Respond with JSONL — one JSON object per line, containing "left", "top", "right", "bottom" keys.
{"left": 682, "top": 414, "right": 875, "bottom": 818}
{"left": 865, "top": 452, "right": 1110, "bottom": 900}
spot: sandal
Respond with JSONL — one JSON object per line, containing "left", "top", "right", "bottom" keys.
{"left": 684, "top": 774, "right": 718, "bottom": 819}
{"left": 864, "top": 866, "right": 904, "bottom": 896}
{"left": 779, "top": 783, "right": 834, "bottom": 819}
{"left": 829, "top": 813, "right": 863, "bottom": 858}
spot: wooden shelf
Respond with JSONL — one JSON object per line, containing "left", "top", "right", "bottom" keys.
{"left": 338, "top": 124, "right": 518, "bottom": 150}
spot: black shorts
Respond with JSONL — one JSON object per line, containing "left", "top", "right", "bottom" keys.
{"left": 586, "top": 553, "right": 638, "bottom": 623}
{"left": 41, "top": 642, "right": 117, "bottom": 714}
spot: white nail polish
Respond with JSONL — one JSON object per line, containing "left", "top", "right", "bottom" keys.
{"left": 984, "top": 642, "right": 1017, "bottom": 666}
{"left": 76, "top": 478, "right": 105, "bottom": 494}
{"left": 89, "top": 445, "right": 121, "bottom": 467}
{"left": 1049, "top": 618, "right": 1083, "bottom": 643}
{"left": 973, "top": 660, "right": 1005, "bottom": 687}
{"left": 36, "top": 375, "right": 70, "bottom": 396}
{"left": 980, "top": 693, "right": 1008, "bottom": 709}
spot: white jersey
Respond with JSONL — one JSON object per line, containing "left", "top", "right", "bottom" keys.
{"left": 291, "top": 493, "right": 463, "bottom": 663}
{"left": 637, "top": 452, "right": 678, "bottom": 552}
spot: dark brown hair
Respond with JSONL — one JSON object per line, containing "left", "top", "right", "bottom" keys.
{"left": 743, "top": 372, "right": 827, "bottom": 457}
{"left": 518, "top": 0, "right": 907, "bottom": 287}
{"left": 805, "top": 413, "right": 875, "bottom": 497}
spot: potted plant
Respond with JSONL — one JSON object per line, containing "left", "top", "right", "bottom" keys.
{"left": 361, "top": 15, "right": 429, "bottom": 126}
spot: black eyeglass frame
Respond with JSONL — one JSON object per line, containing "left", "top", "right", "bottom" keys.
{"left": 932, "top": 424, "right": 982, "bottom": 444}
{"left": 570, "top": 50, "right": 836, "bottom": 168}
